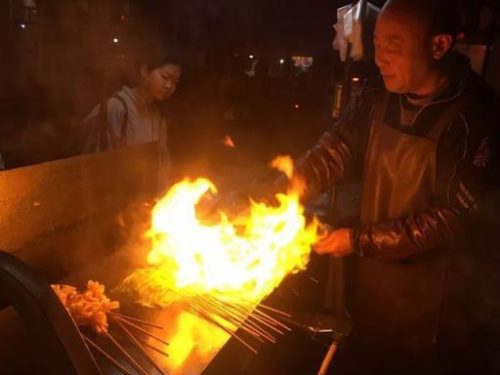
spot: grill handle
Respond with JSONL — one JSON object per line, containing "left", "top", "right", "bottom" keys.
{"left": 0, "top": 250, "right": 101, "bottom": 375}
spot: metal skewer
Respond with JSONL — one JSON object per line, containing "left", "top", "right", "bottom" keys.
{"left": 112, "top": 316, "right": 169, "bottom": 346}
{"left": 104, "top": 332, "right": 149, "bottom": 375}
{"left": 115, "top": 319, "right": 167, "bottom": 375}
{"left": 83, "top": 334, "right": 133, "bottom": 375}
{"left": 109, "top": 311, "right": 164, "bottom": 330}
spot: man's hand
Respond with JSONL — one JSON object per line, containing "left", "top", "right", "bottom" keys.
{"left": 313, "top": 227, "right": 354, "bottom": 257}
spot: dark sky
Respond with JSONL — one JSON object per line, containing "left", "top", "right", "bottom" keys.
{"left": 252, "top": 0, "right": 341, "bottom": 47}
{"left": 136, "top": 0, "right": 381, "bottom": 53}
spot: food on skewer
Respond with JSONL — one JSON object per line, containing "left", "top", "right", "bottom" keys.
{"left": 51, "top": 280, "right": 167, "bottom": 374}
{"left": 51, "top": 280, "right": 119, "bottom": 334}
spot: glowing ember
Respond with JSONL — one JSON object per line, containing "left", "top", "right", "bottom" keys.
{"left": 222, "top": 135, "right": 235, "bottom": 148}
{"left": 119, "top": 155, "right": 319, "bottom": 368}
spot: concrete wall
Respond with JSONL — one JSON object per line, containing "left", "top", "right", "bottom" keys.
{"left": 0, "top": 142, "right": 158, "bottom": 279}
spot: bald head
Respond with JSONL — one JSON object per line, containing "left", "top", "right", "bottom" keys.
{"left": 381, "top": 0, "right": 459, "bottom": 39}
{"left": 374, "top": 0, "right": 457, "bottom": 95}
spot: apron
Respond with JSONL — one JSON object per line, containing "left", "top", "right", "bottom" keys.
{"left": 339, "top": 93, "right": 467, "bottom": 374}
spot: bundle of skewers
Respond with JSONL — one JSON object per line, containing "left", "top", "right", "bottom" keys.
{"left": 117, "top": 271, "right": 295, "bottom": 356}
{"left": 51, "top": 281, "right": 169, "bottom": 375}
{"left": 184, "top": 292, "right": 293, "bottom": 355}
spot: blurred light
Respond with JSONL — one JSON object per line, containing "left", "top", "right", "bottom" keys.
{"left": 294, "top": 103, "right": 300, "bottom": 109}
{"left": 113, "top": 38, "right": 119, "bottom": 44}
{"left": 279, "top": 59, "right": 285, "bottom": 64}
{"left": 222, "top": 135, "right": 235, "bottom": 148}
{"left": 352, "top": 77, "right": 360, "bottom": 82}
{"left": 249, "top": 54, "right": 254, "bottom": 59}
{"left": 20, "top": 24, "right": 26, "bottom": 29}
{"left": 292, "top": 56, "right": 314, "bottom": 69}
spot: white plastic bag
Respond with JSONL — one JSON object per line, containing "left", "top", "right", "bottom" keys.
{"left": 333, "top": 1, "right": 380, "bottom": 62}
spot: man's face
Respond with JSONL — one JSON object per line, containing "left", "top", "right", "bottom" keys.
{"left": 143, "top": 63, "right": 182, "bottom": 102}
{"left": 374, "top": 11, "right": 434, "bottom": 94}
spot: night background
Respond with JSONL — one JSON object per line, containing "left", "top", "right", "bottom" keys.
{"left": 0, "top": 0, "right": 389, "bottom": 175}
{"left": 0, "top": 1, "right": 499, "bottom": 374}
{"left": 0, "top": 0, "right": 498, "bottom": 177}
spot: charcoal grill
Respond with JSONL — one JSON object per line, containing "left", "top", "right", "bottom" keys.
{"left": 0, "top": 143, "right": 346, "bottom": 374}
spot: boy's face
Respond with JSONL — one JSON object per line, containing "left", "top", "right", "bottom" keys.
{"left": 143, "top": 63, "right": 182, "bottom": 101}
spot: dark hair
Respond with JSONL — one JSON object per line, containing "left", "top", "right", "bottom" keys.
{"left": 133, "top": 38, "right": 183, "bottom": 71}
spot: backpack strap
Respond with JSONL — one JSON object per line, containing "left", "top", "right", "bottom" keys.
{"left": 110, "top": 95, "right": 129, "bottom": 144}
{"left": 97, "top": 95, "right": 129, "bottom": 150}
{"left": 98, "top": 98, "right": 108, "bottom": 151}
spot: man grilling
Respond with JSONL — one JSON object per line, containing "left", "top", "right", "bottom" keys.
{"left": 277, "top": 0, "right": 499, "bottom": 373}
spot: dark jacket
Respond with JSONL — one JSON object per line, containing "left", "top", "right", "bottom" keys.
{"left": 295, "top": 54, "right": 499, "bottom": 260}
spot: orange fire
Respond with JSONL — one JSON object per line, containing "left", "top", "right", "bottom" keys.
{"left": 120, "top": 156, "right": 319, "bottom": 369}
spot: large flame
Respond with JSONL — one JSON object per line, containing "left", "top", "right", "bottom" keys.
{"left": 120, "top": 156, "right": 319, "bottom": 369}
